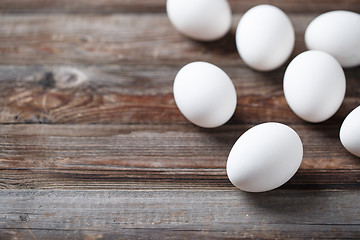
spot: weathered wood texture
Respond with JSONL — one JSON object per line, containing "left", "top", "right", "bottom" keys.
{"left": 0, "top": 13, "right": 359, "bottom": 124}
{"left": 0, "top": 0, "right": 360, "bottom": 239}
{"left": 1, "top": 190, "right": 359, "bottom": 239}
{"left": 0, "top": 124, "right": 359, "bottom": 190}
{"left": 0, "top": 64, "right": 359, "bottom": 124}
{"left": 1, "top": 0, "right": 360, "bottom": 13}
{"left": 0, "top": 14, "right": 315, "bottom": 66}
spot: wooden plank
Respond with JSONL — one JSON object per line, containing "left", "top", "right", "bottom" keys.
{"left": 0, "top": 13, "right": 317, "bottom": 66}
{"left": 0, "top": 63, "right": 359, "bottom": 124}
{"left": 1, "top": 169, "right": 359, "bottom": 190}
{"left": 0, "top": 190, "right": 359, "bottom": 239}
{"left": 0, "top": 13, "right": 358, "bottom": 123}
{"left": 0, "top": 0, "right": 359, "bottom": 13}
{"left": 0, "top": 124, "right": 359, "bottom": 190}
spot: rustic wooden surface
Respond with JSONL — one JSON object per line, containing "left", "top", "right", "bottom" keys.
{"left": 0, "top": 0, "right": 360, "bottom": 239}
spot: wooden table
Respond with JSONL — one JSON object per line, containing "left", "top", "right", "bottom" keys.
{"left": 0, "top": 1, "right": 359, "bottom": 239}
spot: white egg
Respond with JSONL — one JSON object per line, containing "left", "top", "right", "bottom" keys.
{"left": 283, "top": 50, "right": 346, "bottom": 123}
{"left": 226, "top": 122, "right": 303, "bottom": 192}
{"left": 173, "top": 62, "right": 237, "bottom": 128}
{"left": 340, "top": 106, "right": 360, "bottom": 157}
{"left": 235, "top": 4, "right": 295, "bottom": 71}
{"left": 305, "top": 11, "right": 360, "bottom": 68}
{"left": 166, "top": 0, "right": 232, "bottom": 41}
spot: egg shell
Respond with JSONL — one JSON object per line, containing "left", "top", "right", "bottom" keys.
{"left": 305, "top": 11, "right": 360, "bottom": 68}
{"left": 340, "top": 106, "right": 360, "bottom": 157}
{"left": 283, "top": 50, "right": 346, "bottom": 123}
{"left": 173, "top": 62, "right": 237, "bottom": 128}
{"left": 226, "top": 122, "right": 303, "bottom": 192}
{"left": 166, "top": 0, "right": 232, "bottom": 41}
{"left": 235, "top": 4, "right": 295, "bottom": 71}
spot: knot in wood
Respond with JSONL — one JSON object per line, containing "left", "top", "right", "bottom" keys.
{"left": 19, "top": 213, "right": 30, "bottom": 222}
{"left": 49, "top": 67, "right": 88, "bottom": 89}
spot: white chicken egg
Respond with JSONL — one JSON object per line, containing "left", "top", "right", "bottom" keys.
{"left": 235, "top": 4, "right": 295, "bottom": 71}
{"left": 173, "top": 62, "right": 237, "bottom": 128}
{"left": 305, "top": 11, "right": 360, "bottom": 68}
{"left": 340, "top": 106, "right": 360, "bottom": 157}
{"left": 166, "top": 0, "right": 232, "bottom": 41}
{"left": 283, "top": 50, "right": 346, "bottom": 123}
{"left": 226, "top": 122, "right": 303, "bottom": 192}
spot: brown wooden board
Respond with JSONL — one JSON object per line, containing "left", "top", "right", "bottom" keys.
{"left": 0, "top": 0, "right": 359, "bottom": 13}
{"left": 0, "top": 1, "right": 360, "bottom": 239}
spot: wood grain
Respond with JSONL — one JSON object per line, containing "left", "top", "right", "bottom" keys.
{"left": 1, "top": 0, "right": 360, "bottom": 239}
{"left": 0, "top": 13, "right": 358, "bottom": 125}
{"left": 0, "top": 14, "right": 314, "bottom": 66}
{"left": 0, "top": 64, "right": 359, "bottom": 124}
{"left": 0, "top": 124, "right": 359, "bottom": 190}
{"left": 0, "top": 0, "right": 359, "bottom": 13}
{"left": 1, "top": 190, "right": 360, "bottom": 239}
